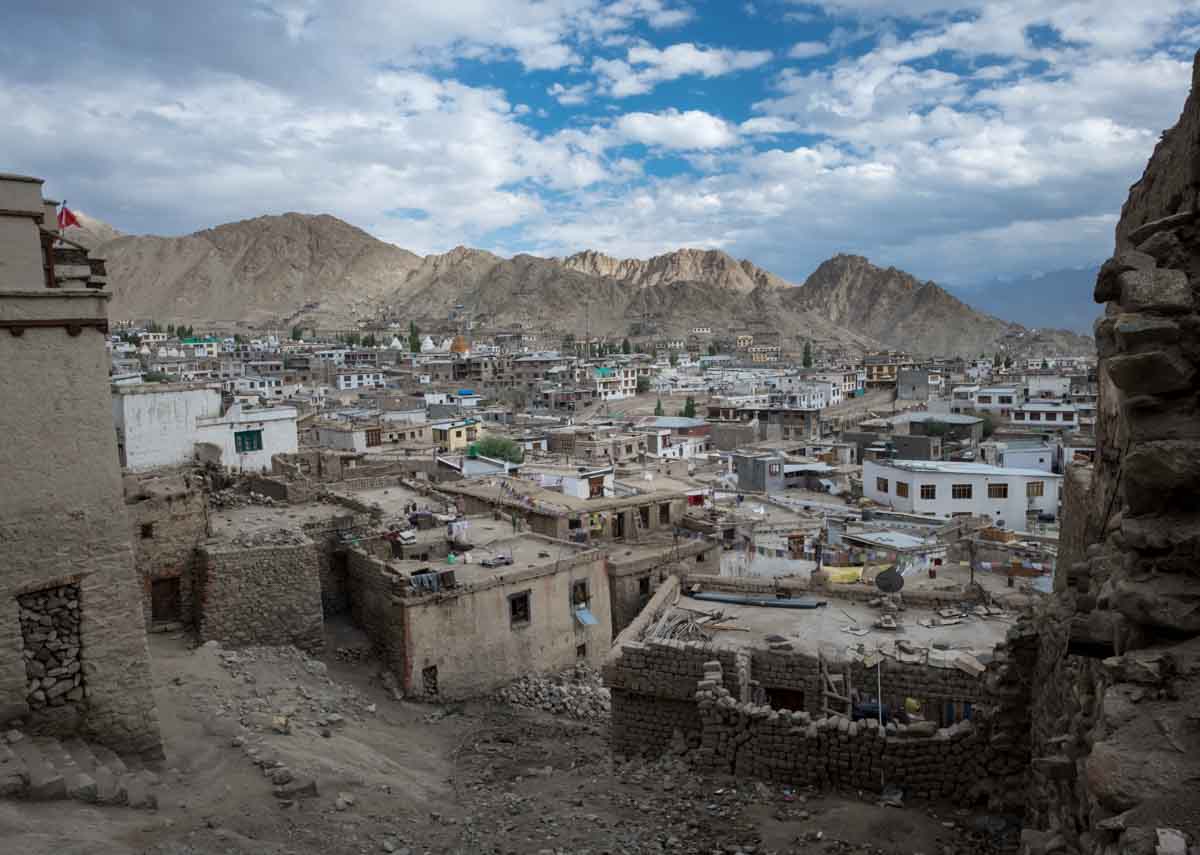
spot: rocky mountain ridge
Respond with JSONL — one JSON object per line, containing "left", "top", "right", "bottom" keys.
{"left": 73, "top": 212, "right": 1091, "bottom": 357}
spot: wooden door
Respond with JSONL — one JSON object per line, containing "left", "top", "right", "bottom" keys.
{"left": 151, "top": 577, "right": 181, "bottom": 623}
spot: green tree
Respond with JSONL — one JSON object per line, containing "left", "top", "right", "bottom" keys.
{"left": 654, "top": 398, "right": 664, "bottom": 416}
{"left": 802, "top": 340, "right": 813, "bottom": 368}
{"left": 472, "top": 436, "right": 524, "bottom": 464}
{"left": 167, "top": 323, "right": 176, "bottom": 335}
{"left": 362, "top": 333, "right": 377, "bottom": 347}
{"left": 977, "top": 411, "right": 996, "bottom": 438}
{"left": 707, "top": 343, "right": 717, "bottom": 356}
{"left": 291, "top": 325, "right": 304, "bottom": 341}
{"left": 669, "top": 351, "right": 678, "bottom": 367}
{"left": 621, "top": 337, "right": 632, "bottom": 355}
{"left": 636, "top": 377, "right": 651, "bottom": 394}
{"left": 408, "top": 321, "right": 421, "bottom": 353}
{"left": 1041, "top": 358, "right": 1050, "bottom": 369}
{"left": 681, "top": 396, "right": 697, "bottom": 419}
{"left": 993, "top": 352, "right": 1002, "bottom": 367}
{"left": 1003, "top": 356, "right": 1014, "bottom": 369}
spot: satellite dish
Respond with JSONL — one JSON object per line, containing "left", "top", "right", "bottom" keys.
{"left": 875, "top": 566, "right": 905, "bottom": 594}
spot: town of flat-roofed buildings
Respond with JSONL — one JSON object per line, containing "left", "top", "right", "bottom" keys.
{"left": 1, "top": 168, "right": 1110, "bottom": 828}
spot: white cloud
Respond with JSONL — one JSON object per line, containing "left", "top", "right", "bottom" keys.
{"left": 788, "top": 41, "right": 831, "bottom": 59}
{"left": 739, "top": 116, "right": 801, "bottom": 135}
{"left": 595, "top": 42, "right": 774, "bottom": 96}
{"left": 615, "top": 109, "right": 739, "bottom": 150}
{"left": 548, "top": 81, "right": 592, "bottom": 106}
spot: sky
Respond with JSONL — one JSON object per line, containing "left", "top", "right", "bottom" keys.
{"left": 2, "top": 1, "right": 1197, "bottom": 288}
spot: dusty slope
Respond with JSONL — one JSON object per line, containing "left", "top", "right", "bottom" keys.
{"left": 560, "top": 247, "right": 793, "bottom": 291}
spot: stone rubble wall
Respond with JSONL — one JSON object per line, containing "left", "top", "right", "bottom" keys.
{"left": 19, "top": 584, "right": 84, "bottom": 711}
{"left": 691, "top": 661, "right": 991, "bottom": 804}
{"left": 195, "top": 542, "right": 324, "bottom": 654}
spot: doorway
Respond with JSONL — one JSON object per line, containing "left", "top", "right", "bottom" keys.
{"left": 151, "top": 577, "right": 181, "bottom": 623}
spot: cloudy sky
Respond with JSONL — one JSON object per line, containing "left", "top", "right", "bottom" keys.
{"left": 2, "top": 1, "right": 1197, "bottom": 286}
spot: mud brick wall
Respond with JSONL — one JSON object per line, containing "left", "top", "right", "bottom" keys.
{"left": 127, "top": 489, "right": 209, "bottom": 627}
{"left": 691, "top": 662, "right": 997, "bottom": 804}
{"left": 344, "top": 547, "right": 407, "bottom": 673}
{"left": 196, "top": 542, "right": 323, "bottom": 653}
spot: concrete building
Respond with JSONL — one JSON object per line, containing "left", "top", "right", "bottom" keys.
{"left": 971, "top": 387, "right": 1021, "bottom": 418}
{"left": 0, "top": 172, "right": 162, "bottom": 758}
{"left": 1011, "top": 401, "right": 1079, "bottom": 431}
{"left": 896, "top": 368, "right": 932, "bottom": 401}
{"left": 431, "top": 417, "right": 484, "bottom": 452}
{"left": 863, "top": 459, "right": 1061, "bottom": 526}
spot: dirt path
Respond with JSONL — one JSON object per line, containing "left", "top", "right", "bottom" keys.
{"left": 0, "top": 629, "right": 1019, "bottom": 853}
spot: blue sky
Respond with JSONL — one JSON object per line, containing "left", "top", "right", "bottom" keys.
{"left": 2, "top": 1, "right": 1197, "bottom": 288}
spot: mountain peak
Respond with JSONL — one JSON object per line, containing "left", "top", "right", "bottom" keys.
{"left": 560, "top": 246, "right": 789, "bottom": 292}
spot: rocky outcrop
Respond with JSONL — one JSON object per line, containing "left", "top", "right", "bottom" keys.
{"left": 560, "top": 248, "right": 791, "bottom": 292}
{"left": 783, "top": 254, "right": 1093, "bottom": 358}
{"left": 1022, "top": 50, "right": 1200, "bottom": 855}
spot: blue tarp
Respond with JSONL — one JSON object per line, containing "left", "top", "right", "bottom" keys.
{"left": 574, "top": 606, "right": 599, "bottom": 626}
{"left": 690, "top": 592, "right": 827, "bottom": 609}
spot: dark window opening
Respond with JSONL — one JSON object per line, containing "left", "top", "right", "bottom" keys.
{"left": 140, "top": 523, "right": 155, "bottom": 539}
{"left": 765, "top": 687, "right": 805, "bottom": 712}
{"left": 638, "top": 576, "right": 651, "bottom": 596}
{"left": 568, "top": 517, "right": 582, "bottom": 530}
{"left": 509, "top": 590, "right": 531, "bottom": 626}
{"left": 571, "top": 579, "right": 590, "bottom": 608}
{"left": 695, "top": 553, "right": 704, "bottom": 564}
{"left": 659, "top": 503, "right": 670, "bottom": 524}
{"left": 422, "top": 665, "right": 439, "bottom": 696}
{"left": 639, "top": 506, "right": 650, "bottom": 528}
{"left": 576, "top": 643, "right": 587, "bottom": 659}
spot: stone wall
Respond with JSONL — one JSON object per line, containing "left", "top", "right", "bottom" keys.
{"left": 607, "top": 539, "right": 718, "bottom": 634}
{"left": 19, "top": 584, "right": 84, "bottom": 712}
{"left": 195, "top": 541, "right": 324, "bottom": 653}
{"left": 1017, "top": 51, "right": 1200, "bottom": 854}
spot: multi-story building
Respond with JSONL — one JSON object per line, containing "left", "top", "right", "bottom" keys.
{"left": 863, "top": 459, "right": 1061, "bottom": 525}
{"left": 334, "top": 370, "right": 386, "bottom": 391}
{"left": 1011, "top": 401, "right": 1080, "bottom": 431}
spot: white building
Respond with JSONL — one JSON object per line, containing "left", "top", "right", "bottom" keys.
{"left": 194, "top": 402, "right": 299, "bottom": 473}
{"left": 593, "top": 365, "right": 637, "bottom": 400}
{"left": 971, "top": 387, "right": 1020, "bottom": 418}
{"left": 863, "top": 459, "right": 1061, "bottom": 526}
{"left": 1011, "top": 401, "right": 1079, "bottom": 430}
{"left": 113, "top": 384, "right": 297, "bottom": 472}
{"left": 950, "top": 385, "right": 980, "bottom": 413}
{"left": 334, "top": 370, "right": 386, "bottom": 391}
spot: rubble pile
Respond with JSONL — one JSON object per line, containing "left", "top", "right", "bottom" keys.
{"left": 494, "top": 665, "right": 611, "bottom": 719}
{"left": 228, "top": 527, "right": 307, "bottom": 549}
{"left": 209, "top": 488, "right": 279, "bottom": 509}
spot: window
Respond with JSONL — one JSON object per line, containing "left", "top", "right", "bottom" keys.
{"left": 768, "top": 463, "right": 782, "bottom": 477}
{"left": 920, "top": 484, "right": 936, "bottom": 500}
{"left": 1015, "top": 412, "right": 1026, "bottom": 420}
{"left": 140, "top": 523, "right": 155, "bottom": 539}
{"left": 234, "top": 429, "right": 263, "bottom": 453}
{"left": 659, "top": 503, "right": 670, "bottom": 525}
{"left": 509, "top": 590, "right": 531, "bottom": 626}
{"left": 999, "top": 396, "right": 1013, "bottom": 404}
{"left": 366, "top": 428, "right": 382, "bottom": 447}
{"left": 1045, "top": 412, "right": 1057, "bottom": 421}
{"left": 1030, "top": 412, "right": 1042, "bottom": 421}
{"left": 895, "top": 482, "right": 909, "bottom": 498}
{"left": 576, "top": 643, "right": 588, "bottom": 659}
{"left": 454, "top": 430, "right": 463, "bottom": 438}
{"left": 876, "top": 477, "right": 888, "bottom": 493}
{"left": 952, "top": 483, "right": 973, "bottom": 500}
{"left": 977, "top": 395, "right": 992, "bottom": 404}
{"left": 571, "top": 579, "right": 590, "bottom": 609}
{"left": 1062, "top": 412, "right": 1074, "bottom": 421}
{"left": 1027, "top": 481, "right": 1045, "bottom": 498}
{"left": 639, "top": 576, "right": 651, "bottom": 597}
{"left": 639, "top": 506, "right": 651, "bottom": 528}
{"left": 987, "top": 483, "right": 1009, "bottom": 499}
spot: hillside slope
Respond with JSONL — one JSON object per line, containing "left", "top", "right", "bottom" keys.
{"left": 85, "top": 213, "right": 1089, "bottom": 357}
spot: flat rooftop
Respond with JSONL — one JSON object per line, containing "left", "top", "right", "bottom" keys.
{"left": 209, "top": 501, "right": 360, "bottom": 539}
{"left": 443, "top": 475, "right": 691, "bottom": 514}
{"left": 338, "top": 484, "right": 443, "bottom": 518}
{"left": 381, "top": 530, "right": 595, "bottom": 586}
{"left": 667, "top": 591, "right": 1012, "bottom": 661}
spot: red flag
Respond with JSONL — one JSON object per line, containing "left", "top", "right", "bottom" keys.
{"left": 57, "top": 204, "right": 80, "bottom": 230}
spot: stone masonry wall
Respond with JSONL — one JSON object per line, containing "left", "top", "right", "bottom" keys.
{"left": 691, "top": 661, "right": 989, "bottom": 804}
{"left": 19, "top": 584, "right": 84, "bottom": 712}
{"left": 196, "top": 542, "right": 324, "bottom": 653}
{"left": 1019, "top": 51, "right": 1200, "bottom": 855}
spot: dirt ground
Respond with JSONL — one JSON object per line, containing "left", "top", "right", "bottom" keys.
{"left": 0, "top": 624, "right": 1019, "bottom": 854}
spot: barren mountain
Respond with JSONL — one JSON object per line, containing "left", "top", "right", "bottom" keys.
{"left": 786, "top": 255, "right": 1093, "bottom": 357}
{"left": 86, "top": 213, "right": 1089, "bottom": 357}
{"left": 560, "top": 248, "right": 791, "bottom": 292}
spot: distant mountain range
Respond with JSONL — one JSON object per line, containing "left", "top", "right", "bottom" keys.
{"left": 948, "top": 268, "right": 1101, "bottom": 335}
{"left": 66, "top": 211, "right": 1093, "bottom": 358}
